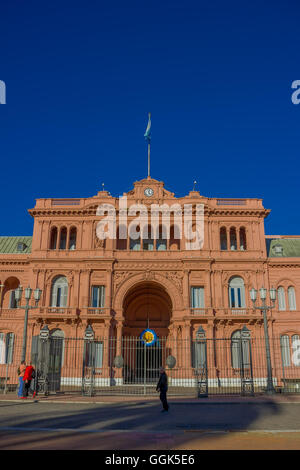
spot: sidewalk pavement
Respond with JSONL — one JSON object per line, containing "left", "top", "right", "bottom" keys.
{"left": 2, "top": 392, "right": 300, "bottom": 405}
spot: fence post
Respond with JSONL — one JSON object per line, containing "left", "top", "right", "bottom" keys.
{"left": 82, "top": 325, "right": 95, "bottom": 397}
{"left": 37, "top": 324, "right": 50, "bottom": 396}
{"left": 240, "top": 325, "right": 254, "bottom": 396}
{"left": 195, "top": 326, "right": 208, "bottom": 398}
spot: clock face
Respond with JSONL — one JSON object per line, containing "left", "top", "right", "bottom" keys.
{"left": 144, "top": 187, "right": 154, "bottom": 197}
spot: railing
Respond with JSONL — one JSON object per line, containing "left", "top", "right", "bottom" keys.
{"left": 217, "top": 199, "right": 247, "bottom": 206}
{"left": 190, "top": 308, "right": 206, "bottom": 315}
{"left": 39, "top": 307, "right": 78, "bottom": 315}
{"left": 230, "top": 308, "right": 248, "bottom": 315}
{"left": 80, "top": 307, "right": 109, "bottom": 316}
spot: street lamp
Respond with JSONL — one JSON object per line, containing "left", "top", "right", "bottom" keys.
{"left": 250, "top": 286, "right": 276, "bottom": 394}
{"left": 15, "top": 286, "right": 42, "bottom": 362}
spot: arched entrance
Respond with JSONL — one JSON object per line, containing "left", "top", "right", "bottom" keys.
{"left": 122, "top": 281, "right": 172, "bottom": 384}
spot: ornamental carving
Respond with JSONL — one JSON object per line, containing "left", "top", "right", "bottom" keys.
{"left": 163, "top": 271, "right": 183, "bottom": 294}
{"left": 94, "top": 237, "right": 105, "bottom": 248}
{"left": 114, "top": 271, "right": 135, "bottom": 291}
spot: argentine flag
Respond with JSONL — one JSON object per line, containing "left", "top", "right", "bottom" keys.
{"left": 144, "top": 113, "right": 151, "bottom": 141}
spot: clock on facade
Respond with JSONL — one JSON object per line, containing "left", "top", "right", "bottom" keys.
{"left": 144, "top": 188, "right": 154, "bottom": 197}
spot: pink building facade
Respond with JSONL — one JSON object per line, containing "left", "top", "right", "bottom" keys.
{"left": 0, "top": 177, "right": 299, "bottom": 393}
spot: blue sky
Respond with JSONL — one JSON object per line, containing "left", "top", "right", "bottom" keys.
{"left": 0, "top": 0, "right": 299, "bottom": 235}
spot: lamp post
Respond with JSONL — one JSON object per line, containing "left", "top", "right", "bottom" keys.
{"left": 14, "top": 286, "right": 42, "bottom": 362}
{"left": 250, "top": 286, "right": 277, "bottom": 394}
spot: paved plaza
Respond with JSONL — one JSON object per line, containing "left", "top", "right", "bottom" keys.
{"left": 0, "top": 394, "right": 300, "bottom": 449}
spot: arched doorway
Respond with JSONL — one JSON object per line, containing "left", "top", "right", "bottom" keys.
{"left": 122, "top": 281, "right": 172, "bottom": 384}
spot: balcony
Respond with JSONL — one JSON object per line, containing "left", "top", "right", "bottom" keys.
{"left": 32, "top": 307, "right": 80, "bottom": 319}
{"left": 80, "top": 307, "right": 110, "bottom": 319}
{"left": 190, "top": 308, "right": 214, "bottom": 316}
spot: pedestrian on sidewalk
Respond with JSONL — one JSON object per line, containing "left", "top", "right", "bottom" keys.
{"left": 17, "top": 361, "right": 26, "bottom": 398}
{"left": 22, "top": 362, "right": 35, "bottom": 398}
{"left": 156, "top": 367, "right": 169, "bottom": 412}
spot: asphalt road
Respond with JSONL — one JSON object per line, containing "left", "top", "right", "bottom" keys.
{"left": 0, "top": 400, "right": 300, "bottom": 449}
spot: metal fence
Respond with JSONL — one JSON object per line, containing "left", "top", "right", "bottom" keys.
{"left": 1, "top": 332, "right": 300, "bottom": 396}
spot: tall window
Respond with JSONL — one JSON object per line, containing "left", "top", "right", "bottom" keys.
{"left": 230, "top": 227, "right": 237, "bottom": 251}
{"left": 59, "top": 227, "right": 67, "bottom": 250}
{"left": 116, "top": 225, "right": 127, "bottom": 250}
{"left": 69, "top": 227, "right": 77, "bottom": 250}
{"left": 229, "top": 277, "right": 245, "bottom": 308}
{"left": 239, "top": 227, "right": 247, "bottom": 251}
{"left": 143, "top": 225, "right": 154, "bottom": 251}
{"left": 51, "top": 329, "right": 65, "bottom": 366}
{"left": 51, "top": 276, "right": 68, "bottom": 307}
{"left": 130, "top": 226, "right": 141, "bottom": 251}
{"left": 170, "top": 225, "right": 180, "bottom": 250}
{"left": 288, "top": 287, "right": 297, "bottom": 311}
{"left": 191, "top": 287, "right": 205, "bottom": 309}
{"left": 156, "top": 224, "right": 167, "bottom": 251}
{"left": 50, "top": 227, "right": 58, "bottom": 250}
{"left": 91, "top": 286, "right": 105, "bottom": 308}
{"left": 278, "top": 287, "right": 286, "bottom": 311}
{"left": 220, "top": 227, "right": 227, "bottom": 251}
{"left": 231, "top": 330, "right": 250, "bottom": 369}
{"left": 9, "top": 290, "right": 17, "bottom": 309}
{"left": 0, "top": 332, "right": 14, "bottom": 364}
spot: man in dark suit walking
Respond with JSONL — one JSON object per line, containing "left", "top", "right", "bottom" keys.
{"left": 156, "top": 367, "right": 169, "bottom": 412}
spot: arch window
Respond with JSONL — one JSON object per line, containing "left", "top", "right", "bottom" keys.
{"left": 230, "top": 227, "right": 237, "bottom": 251}
{"left": 50, "top": 227, "right": 58, "bottom": 250}
{"left": 220, "top": 227, "right": 227, "bottom": 251}
{"left": 288, "top": 287, "right": 297, "bottom": 311}
{"left": 0, "top": 332, "right": 14, "bottom": 364}
{"left": 278, "top": 287, "right": 286, "bottom": 311}
{"left": 229, "top": 276, "right": 246, "bottom": 308}
{"left": 69, "top": 227, "right": 77, "bottom": 250}
{"left": 59, "top": 227, "right": 67, "bottom": 250}
{"left": 239, "top": 227, "right": 247, "bottom": 251}
{"left": 51, "top": 276, "right": 68, "bottom": 307}
{"left": 129, "top": 225, "right": 141, "bottom": 251}
{"left": 231, "top": 330, "right": 250, "bottom": 369}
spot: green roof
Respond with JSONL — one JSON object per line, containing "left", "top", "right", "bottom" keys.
{"left": 267, "top": 238, "right": 300, "bottom": 258}
{"left": 0, "top": 237, "right": 32, "bottom": 254}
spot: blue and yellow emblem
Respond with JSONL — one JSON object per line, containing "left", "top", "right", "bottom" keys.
{"left": 140, "top": 329, "right": 157, "bottom": 347}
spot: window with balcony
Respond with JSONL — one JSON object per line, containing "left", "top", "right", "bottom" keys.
{"left": 191, "top": 287, "right": 205, "bottom": 310}
{"left": 229, "top": 277, "right": 245, "bottom": 308}
{"left": 51, "top": 276, "right": 68, "bottom": 307}
{"left": 91, "top": 285, "right": 105, "bottom": 308}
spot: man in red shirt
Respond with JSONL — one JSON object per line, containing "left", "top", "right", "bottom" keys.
{"left": 22, "top": 362, "right": 35, "bottom": 398}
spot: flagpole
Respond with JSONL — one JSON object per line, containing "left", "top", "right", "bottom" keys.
{"left": 148, "top": 140, "right": 150, "bottom": 178}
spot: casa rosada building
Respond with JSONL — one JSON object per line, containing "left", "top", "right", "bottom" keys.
{"left": 0, "top": 176, "right": 300, "bottom": 391}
